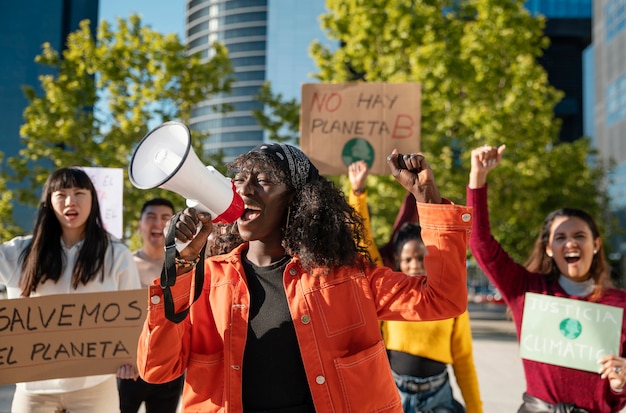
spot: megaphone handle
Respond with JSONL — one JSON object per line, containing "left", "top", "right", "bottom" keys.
{"left": 161, "top": 210, "right": 206, "bottom": 323}
{"left": 175, "top": 225, "right": 202, "bottom": 252}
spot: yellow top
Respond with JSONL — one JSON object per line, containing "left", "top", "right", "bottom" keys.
{"left": 348, "top": 190, "right": 483, "bottom": 413}
{"left": 381, "top": 312, "right": 482, "bottom": 413}
{"left": 348, "top": 190, "right": 383, "bottom": 266}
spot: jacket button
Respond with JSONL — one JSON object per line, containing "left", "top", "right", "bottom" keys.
{"left": 231, "top": 365, "right": 240, "bottom": 370}
{"left": 150, "top": 295, "right": 161, "bottom": 305}
{"left": 461, "top": 213, "right": 471, "bottom": 222}
{"left": 289, "top": 268, "right": 297, "bottom": 276}
{"left": 301, "top": 315, "right": 311, "bottom": 324}
{"left": 316, "top": 375, "right": 325, "bottom": 384}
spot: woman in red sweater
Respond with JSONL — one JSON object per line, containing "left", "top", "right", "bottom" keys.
{"left": 467, "top": 144, "right": 626, "bottom": 412}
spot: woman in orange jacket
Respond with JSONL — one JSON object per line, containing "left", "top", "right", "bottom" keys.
{"left": 348, "top": 160, "right": 482, "bottom": 413}
{"left": 137, "top": 144, "right": 472, "bottom": 413}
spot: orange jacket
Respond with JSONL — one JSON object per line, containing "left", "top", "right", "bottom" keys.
{"left": 137, "top": 202, "right": 472, "bottom": 412}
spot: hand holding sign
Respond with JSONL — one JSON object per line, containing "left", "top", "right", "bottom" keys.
{"left": 0, "top": 289, "right": 146, "bottom": 385}
{"left": 387, "top": 149, "right": 442, "bottom": 204}
{"left": 599, "top": 354, "right": 626, "bottom": 392}
{"left": 520, "top": 293, "right": 623, "bottom": 373}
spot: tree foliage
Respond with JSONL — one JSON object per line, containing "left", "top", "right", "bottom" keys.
{"left": 0, "top": 154, "right": 21, "bottom": 241}
{"left": 253, "top": 82, "right": 301, "bottom": 143}
{"left": 255, "top": 0, "right": 609, "bottom": 262}
{"left": 7, "top": 15, "right": 232, "bottom": 243}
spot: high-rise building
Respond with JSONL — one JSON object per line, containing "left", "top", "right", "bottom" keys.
{"left": 0, "top": 1, "right": 99, "bottom": 229}
{"left": 186, "top": 0, "right": 591, "bottom": 158}
{"left": 592, "top": 0, "right": 626, "bottom": 265}
{"left": 525, "top": 0, "right": 592, "bottom": 143}
{"left": 185, "top": 0, "right": 329, "bottom": 161}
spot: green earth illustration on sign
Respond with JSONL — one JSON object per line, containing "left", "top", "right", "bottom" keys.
{"left": 559, "top": 318, "right": 582, "bottom": 339}
{"left": 341, "top": 138, "right": 375, "bottom": 168}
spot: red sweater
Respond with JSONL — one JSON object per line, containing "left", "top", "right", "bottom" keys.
{"left": 468, "top": 185, "right": 626, "bottom": 412}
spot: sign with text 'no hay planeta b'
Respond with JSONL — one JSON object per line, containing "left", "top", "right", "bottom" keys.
{"left": 300, "top": 82, "right": 421, "bottom": 175}
{"left": 0, "top": 289, "right": 147, "bottom": 384}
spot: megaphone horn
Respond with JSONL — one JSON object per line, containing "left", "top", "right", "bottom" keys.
{"left": 129, "top": 121, "right": 244, "bottom": 224}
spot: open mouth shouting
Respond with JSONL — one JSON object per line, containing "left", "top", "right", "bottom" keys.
{"left": 240, "top": 204, "right": 262, "bottom": 223}
{"left": 564, "top": 251, "right": 580, "bottom": 264}
{"left": 150, "top": 229, "right": 165, "bottom": 242}
{"left": 64, "top": 209, "right": 79, "bottom": 222}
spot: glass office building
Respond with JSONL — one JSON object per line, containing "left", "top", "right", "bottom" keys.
{"left": 0, "top": 1, "right": 99, "bottom": 229}
{"left": 185, "top": 0, "right": 329, "bottom": 161}
{"left": 525, "top": 0, "right": 592, "bottom": 143}
{"left": 186, "top": 0, "right": 593, "bottom": 158}
{"left": 593, "top": 0, "right": 626, "bottom": 264}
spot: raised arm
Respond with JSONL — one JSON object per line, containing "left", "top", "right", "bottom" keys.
{"left": 347, "top": 161, "right": 383, "bottom": 266}
{"left": 373, "top": 150, "right": 472, "bottom": 321}
{"left": 387, "top": 149, "right": 442, "bottom": 204}
{"left": 468, "top": 144, "right": 506, "bottom": 189}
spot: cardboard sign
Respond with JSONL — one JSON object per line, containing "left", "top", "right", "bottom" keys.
{"left": 520, "top": 292, "right": 623, "bottom": 372}
{"left": 300, "top": 82, "right": 421, "bottom": 175}
{"left": 0, "top": 289, "right": 147, "bottom": 385}
{"left": 79, "top": 167, "right": 124, "bottom": 240}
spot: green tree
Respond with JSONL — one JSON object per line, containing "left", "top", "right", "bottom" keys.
{"left": 8, "top": 15, "right": 232, "bottom": 243}
{"left": 255, "top": 0, "right": 609, "bottom": 261}
{"left": 253, "top": 82, "right": 300, "bottom": 143}
{"left": 0, "top": 153, "right": 21, "bottom": 242}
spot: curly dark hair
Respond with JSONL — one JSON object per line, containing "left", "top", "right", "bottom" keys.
{"left": 210, "top": 150, "right": 372, "bottom": 270}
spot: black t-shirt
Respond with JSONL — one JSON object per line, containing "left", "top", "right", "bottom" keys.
{"left": 241, "top": 254, "right": 314, "bottom": 412}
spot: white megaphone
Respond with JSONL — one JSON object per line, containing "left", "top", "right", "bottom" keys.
{"left": 129, "top": 121, "right": 244, "bottom": 235}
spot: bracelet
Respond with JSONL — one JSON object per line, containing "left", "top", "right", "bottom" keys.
{"left": 175, "top": 256, "right": 200, "bottom": 268}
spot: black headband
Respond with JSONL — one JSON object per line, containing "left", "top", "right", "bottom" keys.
{"left": 250, "top": 143, "right": 319, "bottom": 188}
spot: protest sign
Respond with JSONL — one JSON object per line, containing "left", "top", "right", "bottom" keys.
{"left": 300, "top": 82, "right": 421, "bottom": 175}
{"left": 79, "top": 167, "right": 124, "bottom": 239}
{"left": 520, "top": 292, "right": 623, "bottom": 372}
{"left": 0, "top": 289, "right": 147, "bottom": 385}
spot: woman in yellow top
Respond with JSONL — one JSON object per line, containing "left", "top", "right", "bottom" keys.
{"left": 348, "top": 159, "right": 483, "bottom": 413}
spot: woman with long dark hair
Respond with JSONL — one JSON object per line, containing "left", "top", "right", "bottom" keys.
{"left": 0, "top": 167, "right": 140, "bottom": 413}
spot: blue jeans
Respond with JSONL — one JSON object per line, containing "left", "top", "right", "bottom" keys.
{"left": 392, "top": 370, "right": 465, "bottom": 413}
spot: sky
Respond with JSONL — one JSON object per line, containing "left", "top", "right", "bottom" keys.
{"left": 99, "top": 0, "right": 185, "bottom": 38}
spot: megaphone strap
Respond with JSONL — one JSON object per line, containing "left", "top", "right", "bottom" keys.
{"left": 161, "top": 211, "right": 205, "bottom": 323}
{"left": 161, "top": 212, "right": 180, "bottom": 289}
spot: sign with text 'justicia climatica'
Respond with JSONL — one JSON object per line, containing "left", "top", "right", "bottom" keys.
{"left": 520, "top": 292, "right": 623, "bottom": 373}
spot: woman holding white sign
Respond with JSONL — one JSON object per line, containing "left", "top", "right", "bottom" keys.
{"left": 467, "top": 145, "right": 626, "bottom": 412}
{"left": 0, "top": 167, "right": 140, "bottom": 413}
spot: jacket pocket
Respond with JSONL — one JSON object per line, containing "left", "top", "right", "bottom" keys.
{"left": 334, "top": 341, "right": 401, "bottom": 413}
{"left": 312, "top": 278, "right": 366, "bottom": 337}
{"left": 186, "top": 351, "right": 224, "bottom": 411}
